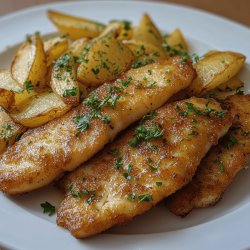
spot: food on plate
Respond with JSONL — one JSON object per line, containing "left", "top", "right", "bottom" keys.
{"left": 188, "top": 51, "right": 246, "bottom": 96}
{"left": 44, "top": 35, "right": 69, "bottom": 66}
{"left": 10, "top": 90, "right": 71, "bottom": 127}
{"left": 0, "top": 57, "right": 195, "bottom": 194}
{"left": 133, "top": 14, "right": 163, "bottom": 48}
{"left": 77, "top": 30, "right": 135, "bottom": 86}
{"left": 50, "top": 52, "right": 80, "bottom": 105}
{"left": 0, "top": 69, "right": 37, "bottom": 107}
{"left": 168, "top": 95, "right": 250, "bottom": 216}
{"left": 57, "top": 97, "right": 233, "bottom": 238}
{"left": 0, "top": 9, "right": 249, "bottom": 239}
{"left": 125, "top": 40, "right": 168, "bottom": 69}
{"left": 165, "top": 28, "right": 188, "bottom": 51}
{"left": 0, "top": 107, "right": 26, "bottom": 154}
{"left": 104, "top": 20, "right": 134, "bottom": 41}
{"left": 47, "top": 10, "right": 106, "bottom": 40}
{"left": 11, "top": 33, "right": 47, "bottom": 90}
{"left": 0, "top": 88, "right": 14, "bottom": 111}
{"left": 205, "top": 76, "right": 244, "bottom": 100}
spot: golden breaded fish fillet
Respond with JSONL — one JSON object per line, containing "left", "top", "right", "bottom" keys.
{"left": 57, "top": 97, "right": 233, "bottom": 238}
{"left": 168, "top": 94, "right": 250, "bottom": 217}
{"left": 0, "top": 57, "right": 196, "bottom": 194}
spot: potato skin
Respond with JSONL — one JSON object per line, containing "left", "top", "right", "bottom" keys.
{"left": 188, "top": 51, "right": 246, "bottom": 95}
{"left": 47, "top": 10, "right": 105, "bottom": 40}
{"left": 11, "top": 33, "right": 47, "bottom": 90}
{"left": 133, "top": 13, "right": 163, "bottom": 48}
{"left": 10, "top": 91, "right": 71, "bottom": 128}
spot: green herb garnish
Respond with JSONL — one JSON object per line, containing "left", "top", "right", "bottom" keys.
{"left": 138, "top": 194, "right": 153, "bottom": 202}
{"left": 40, "top": 202, "right": 55, "bottom": 216}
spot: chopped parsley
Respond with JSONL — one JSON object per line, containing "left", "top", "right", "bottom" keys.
{"left": 138, "top": 194, "right": 153, "bottom": 202}
{"left": 223, "top": 135, "right": 238, "bottom": 149}
{"left": 146, "top": 81, "right": 157, "bottom": 88}
{"left": 40, "top": 202, "right": 55, "bottom": 216}
{"left": 141, "top": 110, "right": 156, "bottom": 122}
{"left": 155, "top": 182, "right": 162, "bottom": 186}
{"left": 148, "top": 165, "right": 158, "bottom": 171}
{"left": 236, "top": 88, "right": 244, "bottom": 95}
{"left": 114, "top": 157, "right": 123, "bottom": 170}
{"left": 0, "top": 123, "right": 13, "bottom": 140}
{"left": 73, "top": 114, "right": 90, "bottom": 133}
{"left": 127, "top": 193, "right": 136, "bottom": 202}
{"left": 92, "top": 68, "right": 100, "bottom": 75}
{"left": 109, "top": 149, "right": 119, "bottom": 155}
{"left": 63, "top": 87, "right": 78, "bottom": 97}
{"left": 129, "top": 123, "right": 164, "bottom": 148}
{"left": 24, "top": 80, "right": 33, "bottom": 93}
{"left": 178, "top": 102, "right": 226, "bottom": 118}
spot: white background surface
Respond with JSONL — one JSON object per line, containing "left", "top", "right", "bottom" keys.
{"left": 0, "top": 1, "right": 249, "bottom": 249}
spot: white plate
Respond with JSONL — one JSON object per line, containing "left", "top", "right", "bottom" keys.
{"left": 0, "top": 1, "right": 249, "bottom": 249}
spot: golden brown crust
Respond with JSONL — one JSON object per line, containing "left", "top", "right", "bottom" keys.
{"left": 57, "top": 97, "right": 233, "bottom": 238}
{"left": 168, "top": 94, "right": 250, "bottom": 217}
{"left": 0, "top": 57, "right": 196, "bottom": 194}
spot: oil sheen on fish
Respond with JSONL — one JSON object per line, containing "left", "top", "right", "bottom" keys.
{"left": 0, "top": 57, "right": 195, "bottom": 194}
{"left": 57, "top": 97, "right": 233, "bottom": 238}
{"left": 168, "top": 94, "right": 250, "bottom": 216}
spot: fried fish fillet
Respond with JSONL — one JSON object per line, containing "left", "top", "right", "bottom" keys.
{"left": 168, "top": 94, "right": 250, "bottom": 217}
{"left": 57, "top": 97, "right": 233, "bottom": 238}
{"left": 0, "top": 57, "right": 196, "bottom": 194}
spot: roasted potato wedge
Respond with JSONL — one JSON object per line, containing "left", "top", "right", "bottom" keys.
{"left": 68, "top": 38, "right": 90, "bottom": 57}
{"left": 0, "top": 88, "right": 14, "bottom": 111}
{"left": 188, "top": 51, "right": 246, "bottom": 95}
{"left": 0, "top": 69, "right": 36, "bottom": 107}
{"left": 103, "top": 20, "right": 133, "bottom": 41}
{"left": 11, "top": 33, "right": 47, "bottom": 90}
{"left": 10, "top": 91, "right": 71, "bottom": 128}
{"left": 125, "top": 40, "right": 168, "bottom": 68}
{"left": 216, "top": 76, "right": 243, "bottom": 91}
{"left": 133, "top": 14, "right": 163, "bottom": 48}
{"left": 0, "top": 106, "right": 26, "bottom": 154}
{"left": 44, "top": 35, "right": 69, "bottom": 66}
{"left": 47, "top": 10, "right": 105, "bottom": 40}
{"left": 205, "top": 77, "right": 244, "bottom": 100}
{"left": 50, "top": 53, "right": 80, "bottom": 105}
{"left": 77, "top": 31, "right": 134, "bottom": 86}
{"left": 165, "top": 28, "right": 188, "bottom": 51}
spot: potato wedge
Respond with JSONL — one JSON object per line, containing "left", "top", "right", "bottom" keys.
{"left": 188, "top": 51, "right": 246, "bottom": 95}
{"left": 205, "top": 77, "right": 244, "bottom": 100}
{"left": 216, "top": 76, "right": 243, "bottom": 91}
{"left": 77, "top": 31, "right": 134, "bottom": 86}
{"left": 125, "top": 40, "right": 168, "bottom": 68}
{"left": 133, "top": 14, "right": 163, "bottom": 48}
{"left": 44, "top": 35, "right": 69, "bottom": 66}
{"left": 102, "top": 20, "right": 133, "bottom": 41}
{"left": 165, "top": 28, "right": 188, "bottom": 51}
{"left": 11, "top": 33, "right": 47, "bottom": 89}
{"left": 0, "top": 106, "right": 26, "bottom": 154}
{"left": 10, "top": 91, "right": 71, "bottom": 128}
{"left": 0, "top": 69, "right": 36, "bottom": 107}
{"left": 50, "top": 53, "right": 80, "bottom": 105}
{"left": 47, "top": 10, "right": 105, "bottom": 40}
{"left": 68, "top": 37, "right": 90, "bottom": 57}
{"left": 0, "top": 88, "right": 14, "bottom": 111}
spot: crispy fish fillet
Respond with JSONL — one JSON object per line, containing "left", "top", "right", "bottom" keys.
{"left": 0, "top": 57, "right": 196, "bottom": 194}
{"left": 57, "top": 97, "right": 233, "bottom": 238}
{"left": 168, "top": 94, "right": 250, "bottom": 217}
